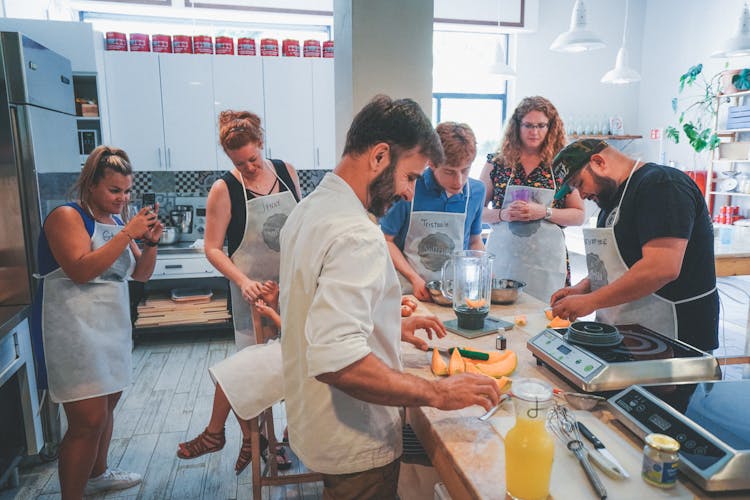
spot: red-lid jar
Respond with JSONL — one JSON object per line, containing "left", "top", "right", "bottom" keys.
{"left": 215, "top": 36, "right": 234, "bottom": 55}
{"left": 193, "top": 35, "right": 213, "bottom": 54}
{"left": 173, "top": 35, "right": 193, "bottom": 54}
{"left": 129, "top": 33, "right": 150, "bottom": 52}
{"left": 105, "top": 32, "right": 127, "bottom": 51}
{"left": 303, "top": 39, "right": 321, "bottom": 57}
{"left": 282, "top": 39, "right": 300, "bottom": 57}
{"left": 260, "top": 38, "right": 279, "bottom": 56}
{"left": 152, "top": 34, "right": 172, "bottom": 53}
{"left": 323, "top": 40, "right": 334, "bottom": 58}
{"left": 237, "top": 38, "right": 256, "bottom": 56}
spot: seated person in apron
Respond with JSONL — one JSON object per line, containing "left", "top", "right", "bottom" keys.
{"left": 549, "top": 139, "right": 719, "bottom": 352}
{"left": 379, "top": 122, "right": 486, "bottom": 301}
{"left": 479, "top": 96, "right": 585, "bottom": 302}
{"left": 32, "top": 146, "right": 163, "bottom": 498}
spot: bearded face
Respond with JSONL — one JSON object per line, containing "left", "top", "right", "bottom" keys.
{"left": 589, "top": 167, "right": 620, "bottom": 211}
{"left": 367, "top": 155, "right": 401, "bottom": 217}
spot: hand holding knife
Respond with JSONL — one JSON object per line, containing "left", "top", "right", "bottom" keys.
{"left": 577, "top": 421, "right": 630, "bottom": 479}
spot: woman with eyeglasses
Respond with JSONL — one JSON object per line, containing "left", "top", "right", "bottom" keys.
{"left": 32, "top": 146, "right": 163, "bottom": 498}
{"left": 479, "top": 96, "right": 585, "bottom": 302}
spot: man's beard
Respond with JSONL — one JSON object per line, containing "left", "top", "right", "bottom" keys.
{"left": 367, "top": 158, "right": 401, "bottom": 217}
{"left": 590, "top": 169, "right": 619, "bottom": 211}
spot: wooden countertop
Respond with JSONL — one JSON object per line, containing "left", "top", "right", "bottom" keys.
{"left": 403, "top": 295, "right": 744, "bottom": 500}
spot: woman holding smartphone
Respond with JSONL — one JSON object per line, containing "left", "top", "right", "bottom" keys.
{"left": 177, "top": 110, "right": 301, "bottom": 473}
{"left": 32, "top": 146, "right": 163, "bottom": 498}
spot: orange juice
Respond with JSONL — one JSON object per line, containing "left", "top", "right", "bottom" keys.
{"left": 505, "top": 417, "right": 554, "bottom": 499}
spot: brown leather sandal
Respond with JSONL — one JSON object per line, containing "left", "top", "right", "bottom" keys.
{"left": 177, "top": 427, "right": 226, "bottom": 459}
{"left": 235, "top": 436, "right": 253, "bottom": 475}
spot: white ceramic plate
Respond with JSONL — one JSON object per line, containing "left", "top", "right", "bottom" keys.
{"left": 719, "top": 178, "right": 739, "bottom": 192}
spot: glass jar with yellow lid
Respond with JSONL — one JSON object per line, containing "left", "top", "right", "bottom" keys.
{"left": 641, "top": 433, "right": 680, "bottom": 488}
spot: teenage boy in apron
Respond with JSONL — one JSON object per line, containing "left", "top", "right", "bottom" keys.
{"left": 380, "top": 122, "right": 486, "bottom": 301}
{"left": 549, "top": 139, "right": 719, "bottom": 352}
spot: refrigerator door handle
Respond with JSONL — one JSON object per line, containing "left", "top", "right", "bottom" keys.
{"left": 158, "top": 147, "right": 163, "bottom": 168}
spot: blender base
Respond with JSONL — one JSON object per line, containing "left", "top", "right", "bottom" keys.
{"left": 444, "top": 316, "right": 514, "bottom": 339}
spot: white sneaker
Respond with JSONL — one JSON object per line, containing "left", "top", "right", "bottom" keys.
{"left": 84, "top": 468, "right": 142, "bottom": 494}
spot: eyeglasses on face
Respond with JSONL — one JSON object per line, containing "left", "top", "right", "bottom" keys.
{"left": 520, "top": 122, "right": 549, "bottom": 131}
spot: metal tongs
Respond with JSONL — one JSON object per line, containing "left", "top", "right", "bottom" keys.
{"left": 547, "top": 403, "right": 608, "bottom": 499}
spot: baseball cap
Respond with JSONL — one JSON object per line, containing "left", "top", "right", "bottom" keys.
{"left": 552, "top": 139, "right": 609, "bottom": 200}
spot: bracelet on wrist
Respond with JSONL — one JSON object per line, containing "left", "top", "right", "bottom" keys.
{"left": 144, "top": 240, "right": 159, "bottom": 247}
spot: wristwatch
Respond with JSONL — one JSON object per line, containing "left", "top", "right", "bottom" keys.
{"left": 544, "top": 207, "right": 553, "bottom": 220}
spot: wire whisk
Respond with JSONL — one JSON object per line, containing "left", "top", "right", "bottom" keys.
{"left": 547, "top": 402, "right": 607, "bottom": 499}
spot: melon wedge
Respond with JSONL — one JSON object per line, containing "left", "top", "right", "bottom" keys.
{"left": 431, "top": 348, "right": 449, "bottom": 376}
{"left": 475, "top": 351, "right": 517, "bottom": 378}
{"left": 463, "top": 348, "right": 514, "bottom": 365}
{"left": 496, "top": 376, "right": 512, "bottom": 392}
{"left": 544, "top": 308, "right": 554, "bottom": 320}
{"left": 547, "top": 316, "right": 571, "bottom": 328}
{"left": 448, "top": 347, "right": 465, "bottom": 375}
{"left": 463, "top": 360, "right": 484, "bottom": 375}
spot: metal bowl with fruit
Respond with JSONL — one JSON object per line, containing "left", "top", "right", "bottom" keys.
{"left": 490, "top": 278, "right": 525, "bottom": 305}
{"left": 425, "top": 280, "right": 452, "bottom": 306}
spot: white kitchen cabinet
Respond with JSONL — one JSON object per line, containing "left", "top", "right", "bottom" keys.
{"left": 103, "top": 52, "right": 165, "bottom": 170}
{"left": 159, "top": 54, "right": 216, "bottom": 171}
{"left": 211, "top": 55, "right": 265, "bottom": 172}
{"left": 262, "top": 57, "right": 315, "bottom": 169}
{"left": 312, "top": 58, "right": 336, "bottom": 169}
{"left": 103, "top": 52, "right": 217, "bottom": 171}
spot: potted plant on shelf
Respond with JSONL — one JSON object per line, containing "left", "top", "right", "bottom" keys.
{"left": 665, "top": 64, "right": 722, "bottom": 155}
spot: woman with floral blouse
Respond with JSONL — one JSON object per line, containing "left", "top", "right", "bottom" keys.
{"left": 480, "top": 96, "right": 585, "bottom": 302}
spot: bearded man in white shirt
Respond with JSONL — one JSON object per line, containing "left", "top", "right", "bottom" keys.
{"left": 279, "top": 95, "right": 502, "bottom": 498}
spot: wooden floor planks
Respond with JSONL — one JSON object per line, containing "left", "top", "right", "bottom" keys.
{"left": 1, "top": 330, "right": 322, "bottom": 499}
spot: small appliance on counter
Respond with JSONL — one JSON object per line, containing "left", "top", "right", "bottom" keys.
{"left": 609, "top": 380, "right": 750, "bottom": 492}
{"left": 527, "top": 323, "right": 721, "bottom": 392}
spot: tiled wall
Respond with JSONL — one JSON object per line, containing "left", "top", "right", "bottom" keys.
{"left": 38, "top": 169, "right": 330, "bottom": 217}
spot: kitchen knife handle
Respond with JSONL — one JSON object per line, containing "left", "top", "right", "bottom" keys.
{"left": 577, "top": 422, "right": 604, "bottom": 449}
{"left": 449, "top": 348, "right": 490, "bottom": 361}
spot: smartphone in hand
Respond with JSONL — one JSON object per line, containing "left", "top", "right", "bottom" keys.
{"left": 142, "top": 193, "right": 156, "bottom": 213}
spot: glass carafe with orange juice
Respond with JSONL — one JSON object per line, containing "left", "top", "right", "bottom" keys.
{"left": 505, "top": 378, "right": 555, "bottom": 500}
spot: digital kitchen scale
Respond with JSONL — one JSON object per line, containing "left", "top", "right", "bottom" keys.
{"left": 526, "top": 323, "right": 721, "bottom": 392}
{"left": 609, "top": 380, "right": 750, "bottom": 492}
{"left": 444, "top": 316, "right": 513, "bottom": 339}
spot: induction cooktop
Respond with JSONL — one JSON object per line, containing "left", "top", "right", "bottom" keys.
{"left": 527, "top": 324, "right": 721, "bottom": 392}
{"left": 609, "top": 380, "right": 750, "bottom": 492}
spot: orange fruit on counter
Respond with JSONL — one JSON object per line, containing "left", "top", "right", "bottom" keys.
{"left": 465, "top": 298, "right": 486, "bottom": 309}
{"left": 475, "top": 351, "right": 518, "bottom": 378}
{"left": 401, "top": 305, "right": 413, "bottom": 317}
{"left": 448, "top": 347, "right": 465, "bottom": 375}
{"left": 547, "top": 316, "right": 571, "bottom": 328}
{"left": 514, "top": 314, "right": 527, "bottom": 326}
{"left": 431, "top": 348, "right": 449, "bottom": 376}
{"left": 544, "top": 308, "right": 554, "bottom": 320}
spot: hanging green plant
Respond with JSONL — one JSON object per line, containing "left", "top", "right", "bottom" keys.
{"left": 731, "top": 68, "right": 750, "bottom": 91}
{"left": 665, "top": 63, "right": 722, "bottom": 154}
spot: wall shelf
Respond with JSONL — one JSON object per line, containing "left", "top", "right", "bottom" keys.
{"left": 567, "top": 134, "right": 643, "bottom": 140}
{"left": 711, "top": 191, "right": 750, "bottom": 197}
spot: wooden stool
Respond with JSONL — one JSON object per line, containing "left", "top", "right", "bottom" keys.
{"left": 248, "top": 306, "right": 322, "bottom": 499}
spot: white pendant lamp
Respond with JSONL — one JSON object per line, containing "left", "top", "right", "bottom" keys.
{"left": 489, "top": 39, "right": 516, "bottom": 78}
{"left": 601, "top": 0, "right": 641, "bottom": 84}
{"left": 712, "top": 1, "right": 750, "bottom": 58}
{"left": 550, "top": 0, "right": 606, "bottom": 53}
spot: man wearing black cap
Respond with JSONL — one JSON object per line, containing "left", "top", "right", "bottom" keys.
{"left": 549, "top": 139, "right": 718, "bottom": 352}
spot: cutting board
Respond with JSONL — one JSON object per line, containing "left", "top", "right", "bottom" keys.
{"left": 489, "top": 411, "right": 694, "bottom": 499}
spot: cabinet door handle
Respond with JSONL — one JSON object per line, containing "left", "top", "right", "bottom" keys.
{"left": 316, "top": 147, "right": 320, "bottom": 168}
{"left": 158, "top": 147, "right": 163, "bottom": 168}
{"left": 167, "top": 148, "right": 172, "bottom": 169}
{"left": 165, "top": 264, "right": 183, "bottom": 269}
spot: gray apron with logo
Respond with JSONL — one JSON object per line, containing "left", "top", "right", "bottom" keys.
{"left": 486, "top": 182, "right": 566, "bottom": 302}
{"left": 585, "top": 160, "right": 716, "bottom": 338}
{"left": 229, "top": 167, "right": 297, "bottom": 349}
{"left": 41, "top": 219, "right": 135, "bottom": 403}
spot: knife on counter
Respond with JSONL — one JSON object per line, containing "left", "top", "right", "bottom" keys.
{"left": 577, "top": 421, "right": 630, "bottom": 478}
{"left": 430, "top": 347, "right": 490, "bottom": 361}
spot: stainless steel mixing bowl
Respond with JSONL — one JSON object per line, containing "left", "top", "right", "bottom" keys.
{"left": 490, "top": 278, "right": 526, "bottom": 305}
{"left": 425, "top": 280, "right": 452, "bottom": 306}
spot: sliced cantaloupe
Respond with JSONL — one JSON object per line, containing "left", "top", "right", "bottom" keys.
{"left": 544, "top": 308, "right": 554, "bottom": 320}
{"left": 431, "top": 348, "right": 449, "bottom": 376}
{"left": 496, "top": 376, "right": 512, "bottom": 392}
{"left": 475, "top": 351, "right": 518, "bottom": 378}
{"left": 547, "top": 316, "right": 572, "bottom": 328}
{"left": 463, "top": 360, "right": 484, "bottom": 375}
{"left": 465, "top": 298, "right": 486, "bottom": 309}
{"left": 514, "top": 314, "right": 527, "bottom": 326}
{"left": 448, "top": 347, "right": 465, "bottom": 375}
{"left": 465, "top": 348, "right": 514, "bottom": 365}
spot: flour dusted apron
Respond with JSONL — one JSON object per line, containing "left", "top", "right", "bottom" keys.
{"left": 41, "top": 219, "right": 135, "bottom": 403}
{"left": 400, "top": 184, "right": 469, "bottom": 291}
{"left": 229, "top": 167, "right": 297, "bottom": 349}
{"left": 584, "top": 160, "right": 716, "bottom": 338}
{"left": 486, "top": 182, "right": 566, "bottom": 302}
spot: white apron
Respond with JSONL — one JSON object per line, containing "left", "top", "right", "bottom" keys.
{"left": 41, "top": 219, "right": 135, "bottom": 403}
{"left": 486, "top": 181, "right": 567, "bottom": 302}
{"left": 399, "top": 184, "right": 469, "bottom": 292}
{"left": 584, "top": 161, "right": 717, "bottom": 338}
{"left": 229, "top": 165, "right": 297, "bottom": 349}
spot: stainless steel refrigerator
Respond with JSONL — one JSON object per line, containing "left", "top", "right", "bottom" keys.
{"left": 0, "top": 31, "right": 79, "bottom": 456}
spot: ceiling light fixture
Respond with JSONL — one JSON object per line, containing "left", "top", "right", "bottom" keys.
{"left": 489, "top": 0, "right": 516, "bottom": 78}
{"left": 601, "top": 0, "right": 640, "bottom": 84}
{"left": 550, "top": 0, "right": 605, "bottom": 53}
{"left": 712, "top": 1, "right": 750, "bottom": 58}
